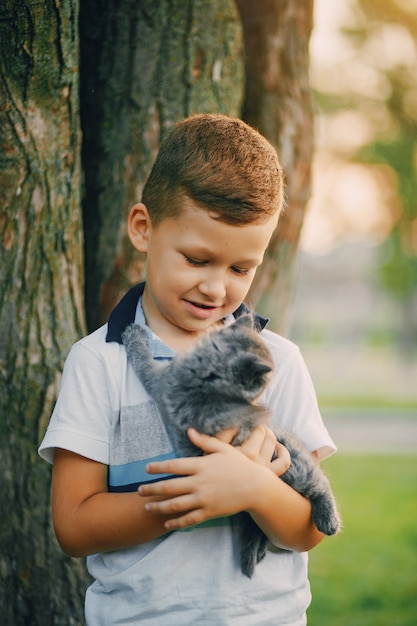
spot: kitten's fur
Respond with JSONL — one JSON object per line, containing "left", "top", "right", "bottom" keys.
{"left": 122, "top": 315, "right": 340, "bottom": 577}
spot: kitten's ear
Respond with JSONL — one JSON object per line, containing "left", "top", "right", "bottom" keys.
{"left": 233, "top": 313, "right": 254, "bottom": 330}
{"left": 232, "top": 354, "right": 272, "bottom": 394}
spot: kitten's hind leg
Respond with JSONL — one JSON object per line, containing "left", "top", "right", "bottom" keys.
{"left": 276, "top": 430, "right": 341, "bottom": 537}
{"left": 310, "top": 491, "right": 341, "bottom": 536}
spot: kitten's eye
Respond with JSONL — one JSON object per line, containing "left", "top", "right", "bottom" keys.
{"left": 184, "top": 255, "right": 207, "bottom": 267}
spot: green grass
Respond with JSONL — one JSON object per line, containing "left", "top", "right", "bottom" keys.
{"left": 317, "top": 395, "right": 417, "bottom": 411}
{"left": 307, "top": 454, "right": 417, "bottom": 626}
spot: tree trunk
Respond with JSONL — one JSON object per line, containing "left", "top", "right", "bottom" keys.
{"left": 1, "top": 1, "right": 314, "bottom": 622}
{"left": 0, "top": 1, "right": 88, "bottom": 623}
{"left": 80, "top": 0, "right": 244, "bottom": 331}
{"left": 237, "top": 0, "right": 314, "bottom": 333}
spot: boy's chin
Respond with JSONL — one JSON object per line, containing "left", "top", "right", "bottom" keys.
{"left": 177, "top": 316, "right": 226, "bottom": 336}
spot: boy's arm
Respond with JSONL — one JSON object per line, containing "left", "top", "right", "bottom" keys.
{"left": 139, "top": 428, "right": 324, "bottom": 553}
{"left": 52, "top": 427, "right": 321, "bottom": 557}
{"left": 52, "top": 449, "right": 177, "bottom": 557}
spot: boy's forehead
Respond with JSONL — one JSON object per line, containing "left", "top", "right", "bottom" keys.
{"left": 174, "top": 201, "right": 277, "bottom": 228}
{"left": 173, "top": 195, "right": 279, "bottom": 228}
{"left": 164, "top": 202, "right": 278, "bottom": 259}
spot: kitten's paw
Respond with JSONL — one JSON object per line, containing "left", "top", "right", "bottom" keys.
{"left": 311, "top": 498, "right": 341, "bottom": 536}
{"left": 122, "top": 323, "right": 148, "bottom": 347}
{"left": 122, "top": 325, "right": 133, "bottom": 342}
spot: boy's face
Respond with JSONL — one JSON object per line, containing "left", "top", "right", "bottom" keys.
{"left": 130, "top": 198, "right": 278, "bottom": 345}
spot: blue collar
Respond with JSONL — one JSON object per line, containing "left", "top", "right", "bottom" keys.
{"left": 105, "top": 282, "right": 268, "bottom": 344}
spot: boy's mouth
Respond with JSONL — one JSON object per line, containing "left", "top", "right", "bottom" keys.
{"left": 184, "top": 299, "right": 220, "bottom": 316}
{"left": 192, "top": 302, "right": 216, "bottom": 309}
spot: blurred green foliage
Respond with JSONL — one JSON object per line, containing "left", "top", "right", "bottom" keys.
{"left": 314, "top": 0, "right": 417, "bottom": 351}
{"left": 356, "top": 67, "right": 417, "bottom": 303}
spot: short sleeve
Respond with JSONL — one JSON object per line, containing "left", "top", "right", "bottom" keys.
{"left": 261, "top": 329, "right": 336, "bottom": 461}
{"left": 38, "top": 341, "right": 113, "bottom": 464}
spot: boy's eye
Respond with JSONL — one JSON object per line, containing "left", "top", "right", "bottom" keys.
{"left": 184, "top": 255, "right": 207, "bottom": 267}
{"left": 184, "top": 255, "right": 252, "bottom": 276}
{"left": 231, "top": 266, "right": 251, "bottom": 276}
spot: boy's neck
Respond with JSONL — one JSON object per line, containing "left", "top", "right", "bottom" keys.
{"left": 146, "top": 318, "right": 222, "bottom": 353}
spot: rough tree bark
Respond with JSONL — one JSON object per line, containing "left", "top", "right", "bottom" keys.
{"left": 80, "top": 0, "right": 244, "bottom": 331}
{"left": 238, "top": 0, "right": 314, "bottom": 332}
{"left": 81, "top": 0, "right": 314, "bottom": 334}
{"left": 0, "top": 1, "right": 88, "bottom": 624}
{"left": 0, "top": 1, "right": 314, "bottom": 622}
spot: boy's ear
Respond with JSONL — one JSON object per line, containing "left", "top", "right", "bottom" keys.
{"left": 128, "top": 203, "right": 152, "bottom": 253}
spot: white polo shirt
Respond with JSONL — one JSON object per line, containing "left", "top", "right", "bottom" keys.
{"left": 39, "top": 283, "right": 336, "bottom": 626}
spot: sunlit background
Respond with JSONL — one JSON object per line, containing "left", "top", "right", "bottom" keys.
{"left": 293, "top": 6, "right": 417, "bottom": 624}
{"left": 290, "top": 0, "right": 417, "bottom": 416}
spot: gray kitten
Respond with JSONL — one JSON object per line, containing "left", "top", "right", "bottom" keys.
{"left": 122, "top": 315, "right": 340, "bottom": 577}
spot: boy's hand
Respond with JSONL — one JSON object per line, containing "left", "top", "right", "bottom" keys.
{"left": 138, "top": 428, "right": 271, "bottom": 529}
{"left": 212, "top": 424, "right": 290, "bottom": 477}
{"left": 138, "top": 427, "right": 290, "bottom": 531}
{"left": 138, "top": 428, "right": 323, "bottom": 552}
{"left": 236, "top": 425, "right": 291, "bottom": 477}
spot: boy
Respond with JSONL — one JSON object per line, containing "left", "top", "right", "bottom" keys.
{"left": 39, "top": 114, "right": 336, "bottom": 625}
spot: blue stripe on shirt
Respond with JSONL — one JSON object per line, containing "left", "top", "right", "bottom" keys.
{"left": 108, "top": 452, "right": 178, "bottom": 492}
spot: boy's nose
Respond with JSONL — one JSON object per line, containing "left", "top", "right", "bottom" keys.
{"left": 198, "top": 274, "right": 227, "bottom": 301}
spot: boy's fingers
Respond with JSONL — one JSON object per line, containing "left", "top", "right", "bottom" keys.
{"left": 138, "top": 475, "right": 192, "bottom": 496}
{"left": 164, "top": 509, "right": 207, "bottom": 530}
{"left": 242, "top": 424, "right": 269, "bottom": 446}
{"left": 271, "top": 441, "right": 291, "bottom": 476}
{"left": 142, "top": 430, "right": 237, "bottom": 478}
{"left": 138, "top": 486, "right": 207, "bottom": 530}
{"left": 274, "top": 441, "right": 291, "bottom": 463}
{"left": 214, "top": 426, "right": 240, "bottom": 444}
{"left": 143, "top": 458, "right": 196, "bottom": 477}
{"left": 238, "top": 425, "right": 272, "bottom": 459}
{"left": 143, "top": 493, "right": 196, "bottom": 516}
{"left": 187, "top": 427, "right": 231, "bottom": 452}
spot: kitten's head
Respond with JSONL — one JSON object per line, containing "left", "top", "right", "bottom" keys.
{"left": 227, "top": 350, "right": 272, "bottom": 401}
{"left": 217, "top": 315, "right": 273, "bottom": 400}
{"left": 181, "top": 313, "right": 273, "bottom": 403}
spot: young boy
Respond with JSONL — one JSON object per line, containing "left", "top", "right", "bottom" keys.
{"left": 39, "top": 114, "right": 336, "bottom": 625}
